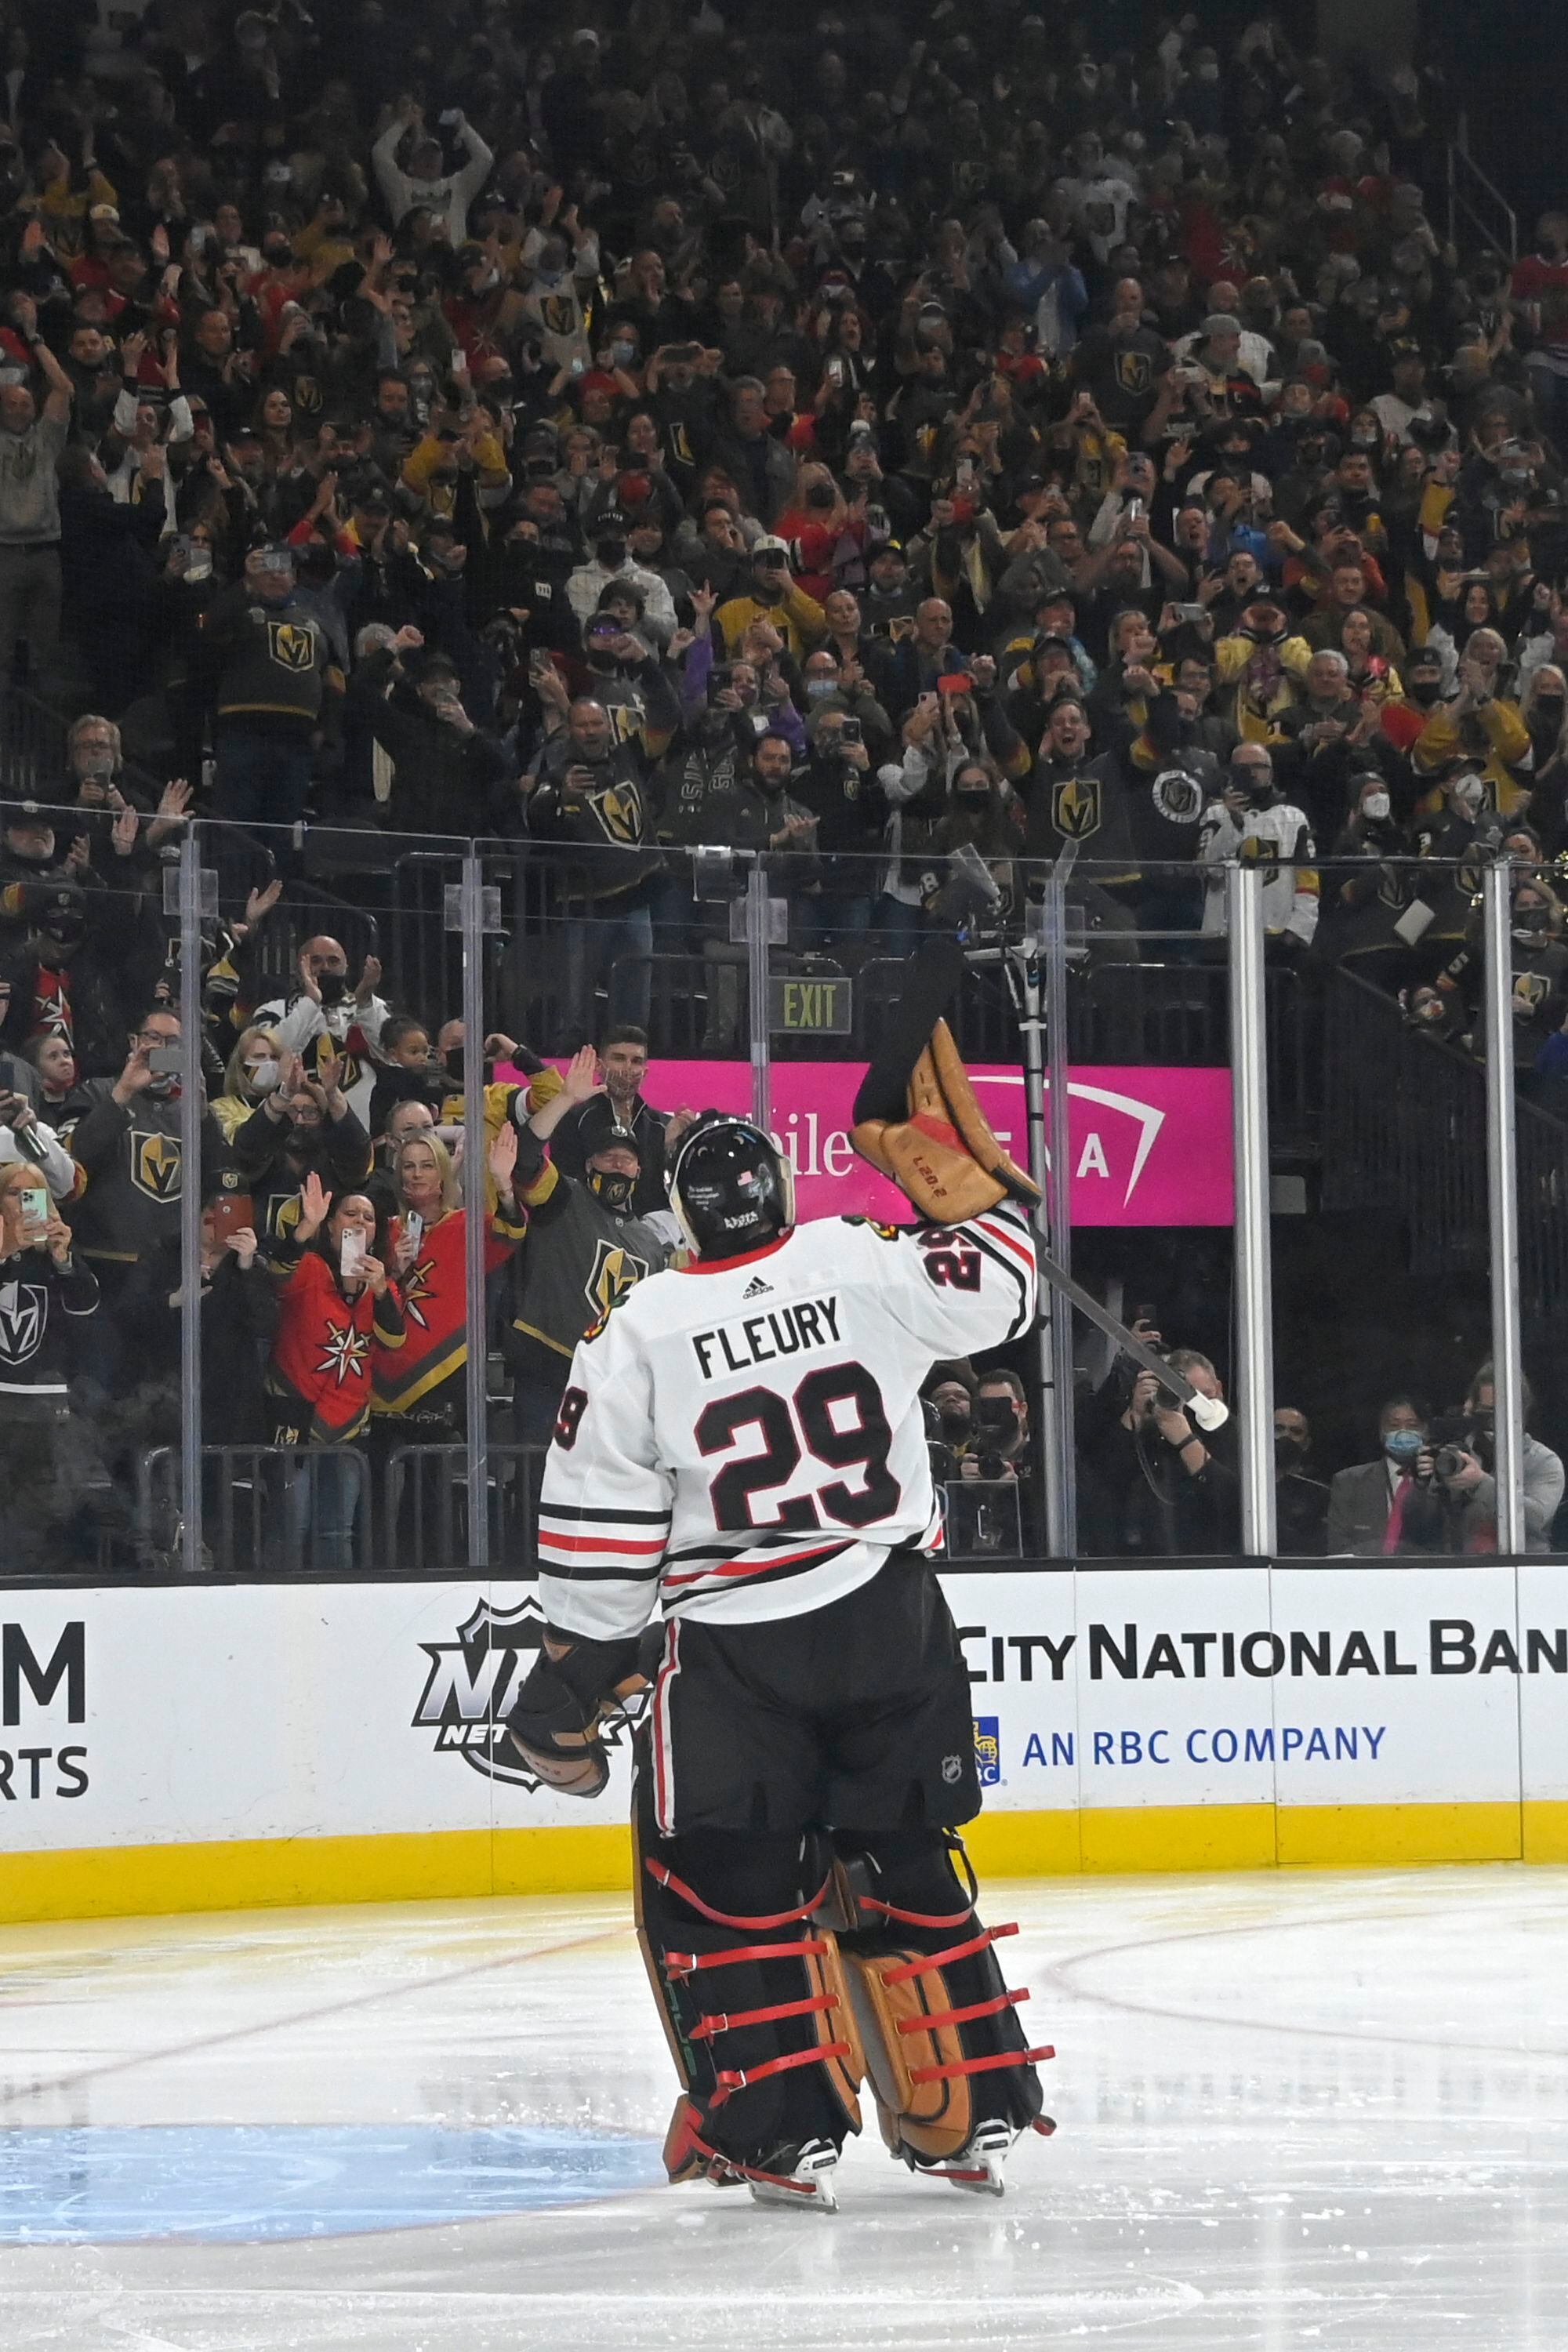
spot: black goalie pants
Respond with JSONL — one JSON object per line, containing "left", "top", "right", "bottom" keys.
{"left": 634, "top": 1554, "right": 1045, "bottom": 2171}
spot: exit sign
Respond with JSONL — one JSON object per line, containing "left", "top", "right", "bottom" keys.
{"left": 769, "top": 974, "right": 854, "bottom": 1035}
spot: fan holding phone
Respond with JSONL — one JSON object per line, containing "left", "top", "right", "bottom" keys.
{"left": 0, "top": 1160, "right": 100, "bottom": 1572}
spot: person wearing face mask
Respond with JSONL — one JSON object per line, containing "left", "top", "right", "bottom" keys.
{"left": 1319, "top": 770, "right": 1429, "bottom": 982}
{"left": 1326, "top": 1398, "right": 1431, "bottom": 1555}
{"left": 1521, "top": 664, "right": 1568, "bottom": 770}
{"left": 230, "top": 1044, "right": 374, "bottom": 1247}
{"left": 1199, "top": 744, "right": 1319, "bottom": 954}
{"left": 1411, "top": 643, "right": 1533, "bottom": 817}
{"left": 1381, "top": 643, "right": 1450, "bottom": 758}
{"left": 211, "top": 1024, "right": 285, "bottom": 1144}
{"left": 799, "top": 645, "right": 892, "bottom": 757}
{"left": 1273, "top": 1408, "right": 1330, "bottom": 1556}
{"left": 566, "top": 506, "right": 678, "bottom": 647}
{"left": 517, "top": 215, "right": 602, "bottom": 376}
{"left": 251, "top": 936, "right": 391, "bottom": 1091}
{"left": 0, "top": 878, "right": 158, "bottom": 1084}
{"left": 503, "top": 1044, "right": 672, "bottom": 1453}
{"left": 267, "top": 1173, "right": 405, "bottom": 1573}
{"left": 917, "top": 759, "right": 1018, "bottom": 926}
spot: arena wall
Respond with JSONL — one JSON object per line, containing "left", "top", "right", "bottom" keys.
{"left": 3, "top": 1563, "right": 1566, "bottom": 1923}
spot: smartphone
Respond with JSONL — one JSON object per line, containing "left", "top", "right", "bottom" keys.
{"left": 403, "top": 1210, "right": 425, "bottom": 1254}
{"left": 956, "top": 456, "right": 975, "bottom": 490}
{"left": 826, "top": 357, "right": 845, "bottom": 387}
{"left": 1124, "top": 495, "right": 1145, "bottom": 524}
{"left": 147, "top": 1045, "right": 183, "bottom": 1076}
{"left": 437, "top": 108, "right": 462, "bottom": 127}
{"left": 1174, "top": 603, "right": 1206, "bottom": 622}
{"left": 936, "top": 672, "right": 973, "bottom": 695}
{"left": 839, "top": 716, "right": 862, "bottom": 745}
{"left": 340, "top": 1229, "right": 367, "bottom": 1279}
{"left": 208, "top": 1193, "right": 254, "bottom": 1247}
{"left": 19, "top": 1184, "right": 49, "bottom": 1229}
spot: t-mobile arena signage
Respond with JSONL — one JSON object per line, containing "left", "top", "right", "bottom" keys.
{"left": 544, "top": 1062, "right": 1234, "bottom": 1227}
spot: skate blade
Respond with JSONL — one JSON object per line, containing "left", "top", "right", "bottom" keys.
{"left": 913, "top": 2123, "right": 1014, "bottom": 2198}
{"left": 746, "top": 2146, "right": 840, "bottom": 2212}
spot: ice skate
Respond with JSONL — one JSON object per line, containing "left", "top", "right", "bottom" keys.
{"left": 904, "top": 2118, "right": 1022, "bottom": 2198}
{"left": 742, "top": 2138, "right": 841, "bottom": 2211}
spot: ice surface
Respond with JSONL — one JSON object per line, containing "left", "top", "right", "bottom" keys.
{"left": 2, "top": 1867, "right": 1567, "bottom": 2350}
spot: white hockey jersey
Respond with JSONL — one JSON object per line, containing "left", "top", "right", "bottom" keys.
{"left": 1197, "top": 799, "right": 1319, "bottom": 946}
{"left": 535, "top": 1205, "right": 1038, "bottom": 1638}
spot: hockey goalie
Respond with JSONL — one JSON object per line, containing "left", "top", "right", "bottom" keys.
{"left": 505, "top": 949, "right": 1054, "bottom": 2209}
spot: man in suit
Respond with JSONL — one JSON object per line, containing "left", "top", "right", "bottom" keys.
{"left": 1326, "top": 1396, "right": 1428, "bottom": 1555}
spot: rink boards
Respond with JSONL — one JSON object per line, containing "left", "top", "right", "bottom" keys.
{"left": 5, "top": 1561, "right": 1568, "bottom": 1922}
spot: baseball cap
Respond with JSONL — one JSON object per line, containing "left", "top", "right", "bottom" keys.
{"left": 1200, "top": 311, "right": 1242, "bottom": 339}
{"left": 753, "top": 534, "right": 791, "bottom": 557}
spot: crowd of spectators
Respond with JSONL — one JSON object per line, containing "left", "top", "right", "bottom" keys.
{"left": 0, "top": 0, "right": 1565, "bottom": 1569}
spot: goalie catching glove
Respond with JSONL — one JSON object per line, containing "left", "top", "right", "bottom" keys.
{"left": 504, "top": 1628, "right": 655, "bottom": 1798}
{"left": 852, "top": 1016, "right": 1040, "bottom": 1225}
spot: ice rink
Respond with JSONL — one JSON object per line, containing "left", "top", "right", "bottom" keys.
{"left": 2, "top": 1866, "right": 1566, "bottom": 2351}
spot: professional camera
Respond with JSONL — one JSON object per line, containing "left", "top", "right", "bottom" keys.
{"left": 1428, "top": 1409, "right": 1494, "bottom": 1483}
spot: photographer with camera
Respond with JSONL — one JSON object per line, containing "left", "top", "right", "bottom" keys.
{"left": 1398, "top": 1366, "right": 1564, "bottom": 1555}
{"left": 1079, "top": 1322, "right": 1236, "bottom": 1556}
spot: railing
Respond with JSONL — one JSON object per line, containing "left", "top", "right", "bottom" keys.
{"left": 1446, "top": 115, "right": 1519, "bottom": 262}
{"left": 89, "top": 1444, "right": 1029, "bottom": 1581}
{"left": 1320, "top": 963, "right": 1568, "bottom": 1325}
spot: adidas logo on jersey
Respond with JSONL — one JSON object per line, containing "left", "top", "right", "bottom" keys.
{"left": 742, "top": 1276, "right": 772, "bottom": 1298}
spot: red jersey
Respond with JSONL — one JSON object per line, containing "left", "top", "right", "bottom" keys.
{"left": 1511, "top": 254, "right": 1568, "bottom": 360}
{"left": 267, "top": 1248, "right": 405, "bottom": 1443}
{"left": 374, "top": 1201, "right": 525, "bottom": 1417}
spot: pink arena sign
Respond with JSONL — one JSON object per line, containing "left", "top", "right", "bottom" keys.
{"left": 528, "top": 1061, "right": 1234, "bottom": 1227}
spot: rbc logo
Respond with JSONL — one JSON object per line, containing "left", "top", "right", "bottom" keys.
{"left": 974, "top": 1717, "right": 1001, "bottom": 1786}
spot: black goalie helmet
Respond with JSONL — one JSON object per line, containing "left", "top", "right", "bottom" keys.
{"left": 669, "top": 1111, "right": 794, "bottom": 1258}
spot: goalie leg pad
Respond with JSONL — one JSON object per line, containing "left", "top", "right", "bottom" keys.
{"left": 829, "top": 1831, "right": 1052, "bottom": 2166}
{"left": 633, "top": 1759, "right": 862, "bottom": 2182}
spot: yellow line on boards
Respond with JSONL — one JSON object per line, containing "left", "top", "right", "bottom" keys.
{"left": 0, "top": 1804, "right": 1537, "bottom": 1926}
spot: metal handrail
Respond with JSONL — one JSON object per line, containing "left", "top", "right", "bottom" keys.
{"left": 1446, "top": 117, "right": 1518, "bottom": 263}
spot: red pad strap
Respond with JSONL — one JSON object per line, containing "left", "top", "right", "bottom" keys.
{"left": 665, "top": 1937, "right": 829, "bottom": 1980}
{"left": 880, "top": 1922, "right": 1018, "bottom": 1984}
{"left": 908, "top": 2043, "right": 1055, "bottom": 2086}
{"left": 858, "top": 1896, "right": 976, "bottom": 1930}
{"left": 895, "top": 1989, "right": 1027, "bottom": 2035}
{"left": 692, "top": 1993, "right": 839, "bottom": 2042}
{"left": 673, "top": 2112, "right": 825, "bottom": 2197}
{"left": 647, "top": 1857, "right": 834, "bottom": 1931}
{"left": 711, "top": 2042, "right": 854, "bottom": 2107}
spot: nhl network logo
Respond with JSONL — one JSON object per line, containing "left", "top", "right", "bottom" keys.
{"left": 412, "top": 1596, "right": 633, "bottom": 1792}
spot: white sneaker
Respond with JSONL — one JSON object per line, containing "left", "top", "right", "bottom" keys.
{"left": 746, "top": 2137, "right": 840, "bottom": 2212}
